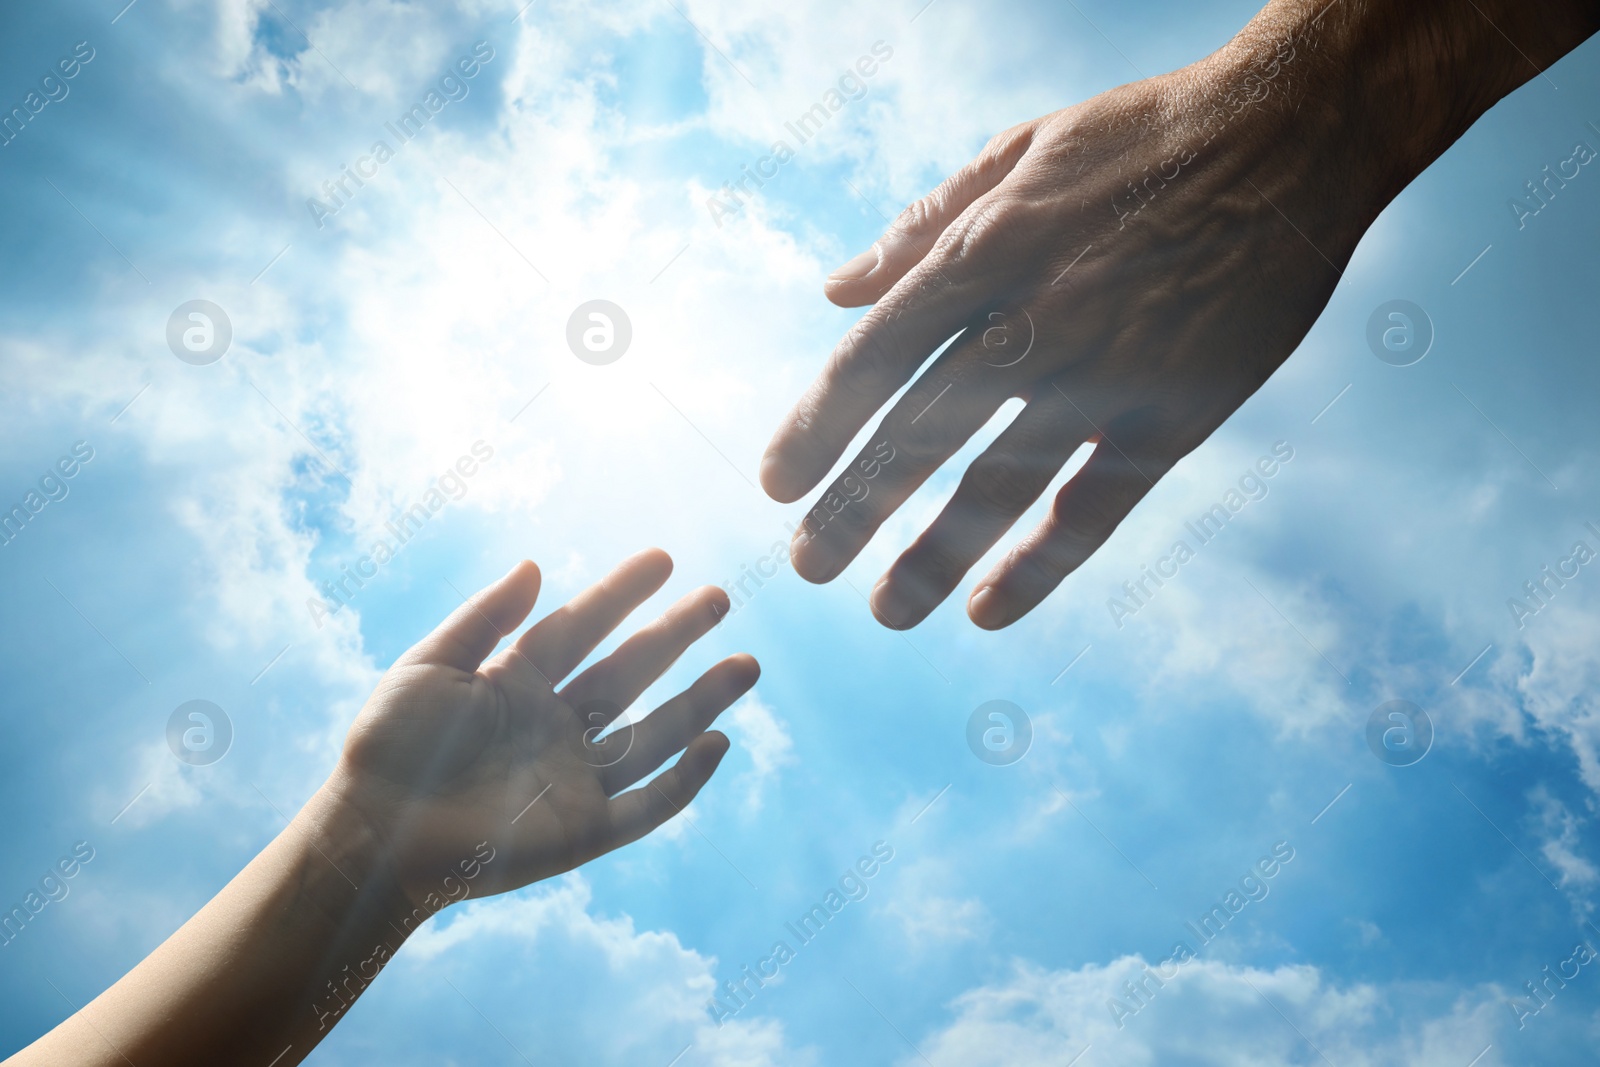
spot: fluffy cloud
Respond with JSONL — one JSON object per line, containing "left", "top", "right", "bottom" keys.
{"left": 729, "top": 692, "right": 796, "bottom": 812}
{"left": 1508, "top": 600, "right": 1600, "bottom": 796}
{"left": 391, "top": 873, "right": 807, "bottom": 1066}
{"left": 9, "top": 2, "right": 1600, "bottom": 1065}
{"left": 915, "top": 956, "right": 1512, "bottom": 1067}
{"left": 878, "top": 856, "right": 987, "bottom": 947}
{"left": 1530, "top": 785, "right": 1600, "bottom": 911}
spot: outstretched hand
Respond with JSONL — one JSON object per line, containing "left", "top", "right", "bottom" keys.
{"left": 325, "top": 549, "right": 758, "bottom": 908}
{"left": 6, "top": 550, "right": 758, "bottom": 1067}
{"left": 761, "top": 18, "right": 1378, "bottom": 630}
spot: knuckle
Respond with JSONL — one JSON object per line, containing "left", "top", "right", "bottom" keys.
{"left": 965, "top": 449, "right": 1039, "bottom": 515}
{"left": 977, "top": 121, "right": 1036, "bottom": 172}
{"left": 1052, "top": 486, "right": 1124, "bottom": 547}
{"left": 824, "top": 490, "right": 875, "bottom": 543}
{"left": 937, "top": 196, "right": 1039, "bottom": 270}
{"left": 833, "top": 312, "right": 911, "bottom": 390}
{"left": 889, "top": 265, "right": 961, "bottom": 319}
{"left": 883, "top": 416, "right": 945, "bottom": 467}
{"left": 892, "top": 124, "right": 1036, "bottom": 249}
{"left": 938, "top": 199, "right": 1010, "bottom": 264}
{"left": 902, "top": 536, "right": 968, "bottom": 592}
{"left": 894, "top": 194, "right": 941, "bottom": 237}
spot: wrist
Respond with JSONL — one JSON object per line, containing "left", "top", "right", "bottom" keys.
{"left": 289, "top": 781, "right": 419, "bottom": 938}
{"left": 1161, "top": 16, "right": 1392, "bottom": 262}
{"left": 255, "top": 783, "right": 424, "bottom": 1043}
{"left": 303, "top": 770, "right": 505, "bottom": 928}
{"left": 78, "top": 784, "right": 427, "bottom": 1064}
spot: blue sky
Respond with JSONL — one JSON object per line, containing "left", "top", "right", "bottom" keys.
{"left": 3, "top": 0, "right": 1600, "bottom": 1063}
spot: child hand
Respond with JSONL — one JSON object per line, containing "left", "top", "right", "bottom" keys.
{"left": 319, "top": 549, "right": 756, "bottom": 910}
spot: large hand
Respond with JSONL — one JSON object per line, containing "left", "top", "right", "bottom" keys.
{"left": 761, "top": 19, "right": 1386, "bottom": 630}
{"left": 323, "top": 550, "right": 757, "bottom": 909}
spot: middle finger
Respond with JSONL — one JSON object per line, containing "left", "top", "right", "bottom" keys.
{"left": 557, "top": 584, "right": 730, "bottom": 719}
{"left": 870, "top": 382, "right": 1094, "bottom": 628}
{"left": 788, "top": 319, "right": 1032, "bottom": 585}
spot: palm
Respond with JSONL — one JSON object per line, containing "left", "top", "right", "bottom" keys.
{"left": 330, "top": 553, "right": 757, "bottom": 907}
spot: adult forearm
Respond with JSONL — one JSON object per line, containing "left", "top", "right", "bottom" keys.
{"left": 768, "top": 0, "right": 1600, "bottom": 628}
{"left": 1234, "top": 0, "right": 1600, "bottom": 204}
{"left": 1136, "top": 0, "right": 1600, "bottom": 287}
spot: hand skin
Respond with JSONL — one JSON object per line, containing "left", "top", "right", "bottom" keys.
{"left": 6, "top": 550, "right": 758, "bottom": 1067}
{"left": 761, "top": 0, "right": 1600, "bottom": 631}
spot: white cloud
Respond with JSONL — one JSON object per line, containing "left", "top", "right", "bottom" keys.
{"left": 108, "top": 741, "right": 204, "bottom": 829}
{"left": 680, "top": 0, "right": 1085, "bottom": 209}
{"left": 1507, "top": 601, "right": 1600, "bottom": 796}
{"left": 879, "top": 857, "right": 987, "bottom": 946}
{"left": 207, "top": 0, "right": 284, "bottom": 93}
{"left": 1348, "top": 918, "right": 1385, "bottom": 949}
{"left": 915, "top": 955, "right": 1512, "bottom": 1067}
{"left": 729, "top": 692, "right": 795, "bottom": 812}
{"left": 299, "top": 0, "right": 463, "bottom": 101}
{"left": 399, "top": 873, "right": 807, "bottom": 1066}
{"left": 1531, "top": 786, "right": 1600, "bottom": 910}
{"left": 60, "top": 1, "right": 1592, "bottom": 825}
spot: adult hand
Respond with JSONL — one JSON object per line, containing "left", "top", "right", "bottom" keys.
{"left": 760, "top": 0, "right": 1599, "bottom": 630}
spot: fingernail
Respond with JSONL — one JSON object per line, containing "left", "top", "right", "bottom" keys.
{"left": 969, "top": 586, "right": 1001, "bottom": 628}
{"left": 788, "top": 528, "right": 828, "bottom": 584}
{"left": 828, "top": 248, "right": 879, "bottom": 282}
{"left": 759, "top": 452, "right": 788, "bottom": 499}
{"left": 870, "top": 580, "right": 909, "bottom": 630}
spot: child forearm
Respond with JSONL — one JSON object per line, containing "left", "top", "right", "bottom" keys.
{"left": 9, "top": 784, "right": 413, "bottom": 1067}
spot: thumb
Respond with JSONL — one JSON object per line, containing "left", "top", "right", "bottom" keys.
{"left": 824, "top": 120, "right": 1036, "bottom": 307}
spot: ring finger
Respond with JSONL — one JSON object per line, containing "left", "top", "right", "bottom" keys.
{"left": 870, "top": 381, "right": 1095, "bottom": 629}
{"left": 788, "top": 322, "right": 1030, "bottom": 585}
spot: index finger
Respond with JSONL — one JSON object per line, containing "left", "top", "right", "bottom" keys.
{"left": 760, "top": 265, "right": 984, "bottom": 504}
{"left": 764, "top": 127, "right": 1042, "bottom": 504}
{"left": 514, "top": 548, "right": 674, "bottom": 685}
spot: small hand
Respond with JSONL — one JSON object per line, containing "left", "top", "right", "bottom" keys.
{"left": 324, "top": 549, "right": 757, "bottom": 907}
